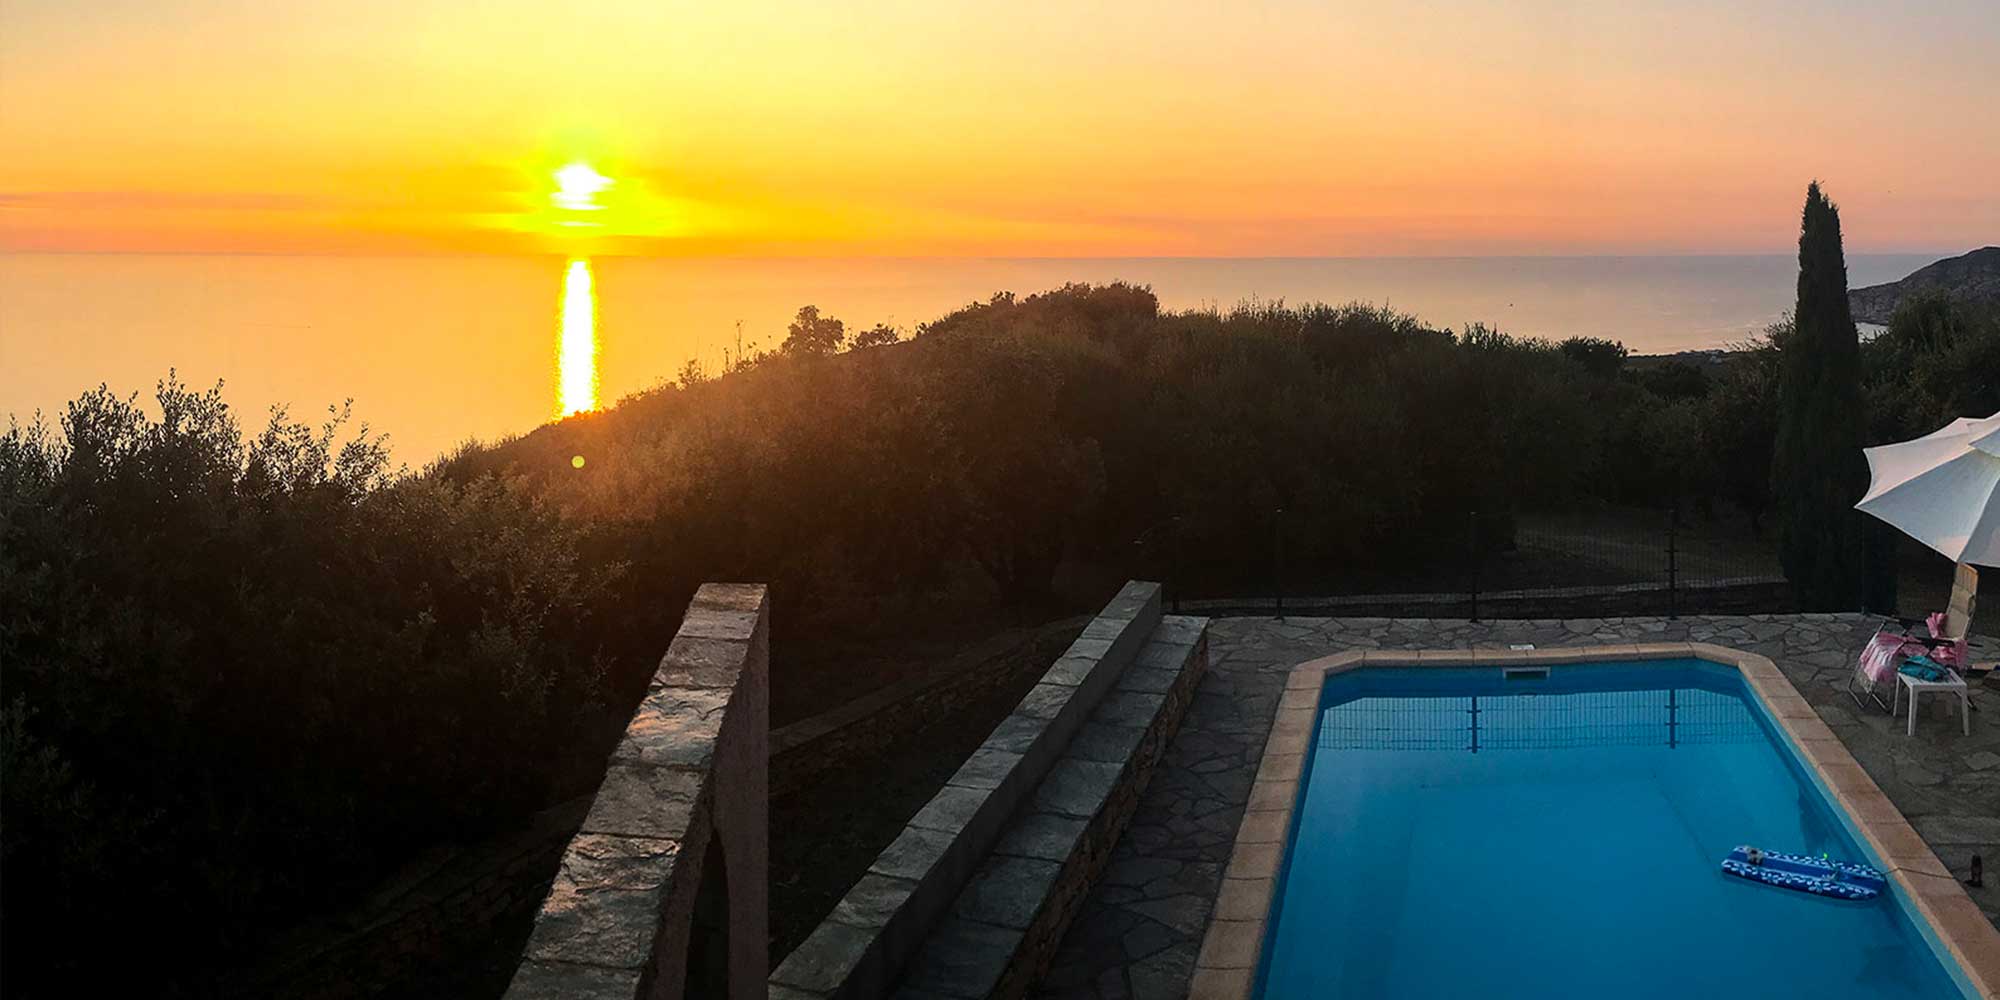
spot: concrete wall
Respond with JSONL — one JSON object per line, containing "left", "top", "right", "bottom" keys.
{"left": 505, "top": 583, "right": 770, "bottom": 1000}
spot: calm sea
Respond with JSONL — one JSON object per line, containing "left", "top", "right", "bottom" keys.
{"left": 0, "top": 253, "right": 1939, "bottom": 465}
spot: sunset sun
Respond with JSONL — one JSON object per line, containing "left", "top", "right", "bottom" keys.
{"left": 552, "top": 162, "right": 613, "bottom": 214}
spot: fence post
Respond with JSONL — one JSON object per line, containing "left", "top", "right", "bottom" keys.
{"left": 1469, "top": 508, "right": 1480, "bottom": 623}
{"left": 1274, "top": 507, "right": 1286, "bottom": 614}
{"left": 1667, "top": 504, "right": 1679, "bottom": 620}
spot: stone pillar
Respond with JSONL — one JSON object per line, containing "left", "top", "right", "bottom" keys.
{"left": 505, "top": 583, "right": 769, "bottom": 1000}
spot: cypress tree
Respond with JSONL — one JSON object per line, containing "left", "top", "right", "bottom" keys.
{"left": 1771, "top": 182, "right": 1875, "bottom": 610}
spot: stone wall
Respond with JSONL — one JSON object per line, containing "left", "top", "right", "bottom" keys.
{"left": 770, "top": 583, "right": 1164, "bottom": 1000}
{"left": 982, "top": 621, "right": 1208, "bottom": 999}
{"left": 505, "top": 583, "right": 770, "bottom": 1000}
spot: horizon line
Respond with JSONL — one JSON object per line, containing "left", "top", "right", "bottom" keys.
{"left": 0, "top": 248, "right": 1972, "bottom": 263}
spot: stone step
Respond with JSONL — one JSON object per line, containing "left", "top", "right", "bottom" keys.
{"left": 771, "top": 583, "right": 1168, "bottom": 1000}
{"left": 891, "top": 615, "right": 1209, "bottom": 1000}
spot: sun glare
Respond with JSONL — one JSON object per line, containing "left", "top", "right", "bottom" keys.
{"left": 557, "top": 258, "right": 599, "bottom": 416}
{"left": 553, "top": 162, "right": 613, "bottom": 213}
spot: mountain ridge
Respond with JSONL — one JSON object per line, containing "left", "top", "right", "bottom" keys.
{"left": 1849, "top": 246, "right": 2000, "bottom": 324}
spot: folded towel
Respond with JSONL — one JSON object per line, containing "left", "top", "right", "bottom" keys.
{"left": 1899, "top": 658, "right": 1946, "bottom": 682}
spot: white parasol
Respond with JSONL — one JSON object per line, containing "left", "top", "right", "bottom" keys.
{"left": 1856, "top": 412, "right": 2000, "bottom": 568}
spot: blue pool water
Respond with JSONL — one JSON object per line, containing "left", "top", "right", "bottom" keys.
{"left": 1257, "top": 660, "right": 1974, "bottom": 999}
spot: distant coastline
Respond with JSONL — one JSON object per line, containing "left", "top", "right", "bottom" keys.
{"left": 1848, "top": 246, "right": 2000, "bottom": 324}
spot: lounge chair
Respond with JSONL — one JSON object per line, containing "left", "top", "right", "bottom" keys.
{"left": 1847, "top": 617, "right": 1939, "bottom": 712}
{"left": 1849, "top": 563, "right": 1991, "bottom": 711}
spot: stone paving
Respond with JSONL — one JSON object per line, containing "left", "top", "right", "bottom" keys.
{"left": 1034, "top": 614, "right": 2000, "bottom": 999}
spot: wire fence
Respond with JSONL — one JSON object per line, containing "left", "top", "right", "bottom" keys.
{"left": 1317, "top": 687, "right": 1764, "bottom": 753}
{"left": 1138, "top": 502, "right": 1792, "bottom": 619}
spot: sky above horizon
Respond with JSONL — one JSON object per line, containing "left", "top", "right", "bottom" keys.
{"left": 2, "top": 0, "right": 1996, "bottom": 257}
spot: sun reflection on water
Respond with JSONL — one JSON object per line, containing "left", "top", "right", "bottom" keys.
{"left": 557, "top": 258, "right": 598, "bottom": 416}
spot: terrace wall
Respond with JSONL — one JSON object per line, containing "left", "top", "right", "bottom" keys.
{"left": 505, "top": 583, "right": 770, "bottom": 1000}
{"left": 770, "top": 583, "right": 1165, "bottom": 999}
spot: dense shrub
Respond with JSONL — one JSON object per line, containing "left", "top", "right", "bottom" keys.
{"left": 454, "top": 281, "right": 2000, "bottom": 617}
{"left": 0, "top": 378, "right": 618, "bottom": 993}
{"left": 445, "top": 289, "right": 1657, "bottom": 617}
{"left": 1860, "top": 289, "right": 2000, "bottom": 443}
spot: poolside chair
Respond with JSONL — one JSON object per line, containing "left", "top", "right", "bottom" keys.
{"left": 1847, "top": 617, "right": 1933, "bottom": 712}
{"left": 1937, "top": 564, "right": 1994, "bottom": 689}
{"left": 1848, "top": 563, "right": 1991, "bottom": 711}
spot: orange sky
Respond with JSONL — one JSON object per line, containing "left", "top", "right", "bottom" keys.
{"left": 2, "top": 0, "right": 1996, "bottom": 256}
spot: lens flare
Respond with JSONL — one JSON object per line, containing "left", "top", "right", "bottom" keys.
{"left": 557, "top": 258, "right": 598, "bottom": 416}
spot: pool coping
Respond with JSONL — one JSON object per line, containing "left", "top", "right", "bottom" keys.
{"left": 1188, "top": 643, "right": 2000, "bottom": 1000}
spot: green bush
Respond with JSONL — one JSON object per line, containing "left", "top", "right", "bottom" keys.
{"left": 449, "top": 289, "right": 1637, "bottom": 611}
{"left": 1861, "top": 289, "right": 2000, "bottom": 443}
{"left": 0, "top": 377, "right": 618, "bottom": 992}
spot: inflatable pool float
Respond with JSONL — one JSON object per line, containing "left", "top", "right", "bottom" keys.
{"left": 1720, "top": 846, "right": 1885, "bottom": 900}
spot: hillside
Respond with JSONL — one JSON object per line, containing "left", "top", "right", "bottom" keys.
{"left": 10, "top": 281, "right": 2000, "bottom": 993}
{"left": 1849, "top": 246, "right": 2000, "bottom": 323}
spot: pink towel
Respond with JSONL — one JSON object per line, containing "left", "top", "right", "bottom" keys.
{"left": 1859, "top": 633, "right": 1922, "bottom": 685}
{"left": 1926, "top": 612, "right": 1968, "bottom": 669}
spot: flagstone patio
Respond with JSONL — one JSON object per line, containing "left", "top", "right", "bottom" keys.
{"left": 1033, "top": 613, "right": 2000, "bottom": 999}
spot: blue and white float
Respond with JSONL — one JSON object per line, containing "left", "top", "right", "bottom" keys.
{"left": 1720, "top": 846, "right": 1886, "bottom": 901}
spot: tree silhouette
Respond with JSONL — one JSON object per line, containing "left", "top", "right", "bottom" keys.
{"left": 849, "top": 323, "right": 900, "bottom": 349}
{"left": 1559, "top": 336, "right": 1628, "bottom": 378}
{"left": 1771, "top": 182, "right": 1873, "bottom": 610}
{"left": 781, "top": 305, "right": 845, "bottom": 357}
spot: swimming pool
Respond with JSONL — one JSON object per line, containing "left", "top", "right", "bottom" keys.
{"left": 1252, "top": 658, "right": 1979, "bottom": 999}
